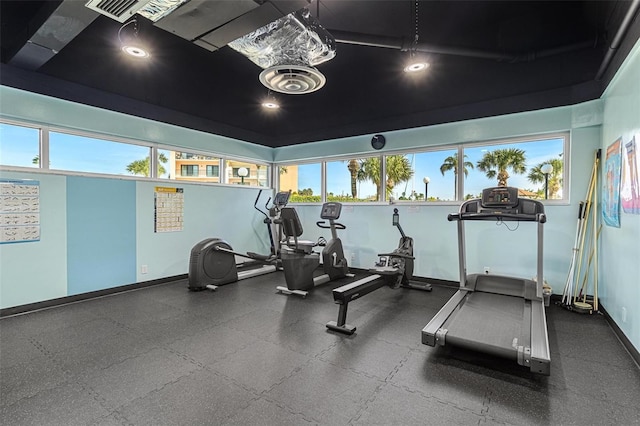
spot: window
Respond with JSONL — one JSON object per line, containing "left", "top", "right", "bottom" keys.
{"left": 279, "top": 163, "right": 322, "bottom": 202}
{"left": 226, "top": 160, "right": 269, "bottom": 187}
{"left": 388, "top": 149, "right": 459, "bottom": 202}
{"left": 277, "top": 134, "right": 566, "bottom": 203}
{"left": 157, "top": 149, "right": 171, "bottom": 179}
{"left": 164, "top": 150, "right": 221, "bottom": 182}
{"left": 206, "top": 165, "right": 219, "bottom": 177}
{"left": 0, "top": 123, "right": 40, "bottom": 168}
{"left": 49, "top": 131, "right": 150, "bottom": 175}
{"left": 180, "top": 165, "right": 199, "bottom": 177}
{"left": 326, "top": 158, "right": 380, "bottom": 202}
{"left": 463, "top": 136, "right": 565, "bottom": 200}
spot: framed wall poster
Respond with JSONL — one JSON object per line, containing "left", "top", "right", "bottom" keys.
{"left": 603, "top": 139, "right": 621, "bottom": 227}
{"left": 621, "top": 136, "right": 640, "bottom": 214}
{"left": 0, "top": 179, "right": 40, "bottom": 243}
{"left": 154, "top": 187, "right": 184, "bottom": 232}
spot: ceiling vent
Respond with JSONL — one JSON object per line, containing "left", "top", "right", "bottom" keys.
{"left": 228, "top": 8, "right": 335, "bottom": 94}
{"left": 259, "top": 65, "right": 326, "bottom": 94}
{"left": 85, "top": 0, "right": 143, "bottom": 22}
{"left": 85, "top": 0, "right": 188, "bottom": 23}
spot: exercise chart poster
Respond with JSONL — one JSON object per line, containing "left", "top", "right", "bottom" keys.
{"left": 154, "top": 187, "right": 184, "bottom": 233}
{"left": 621, "top": 135, "right": 640, "bottom": 214}
{"left": 603, "top": 139, "right": 621, "bottom": 228}
{"left": 0, "top": 179, "right": 40, "bottom": 244}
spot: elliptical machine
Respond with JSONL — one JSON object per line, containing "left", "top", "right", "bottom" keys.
{"left": 188, "top": 190, "right": 290, "bottom": 291}
{"left": 326, "top": 208, "right": 432, "bottom": 334}
{"left": 276, "top": 202, "right": 352, "bottom": 298}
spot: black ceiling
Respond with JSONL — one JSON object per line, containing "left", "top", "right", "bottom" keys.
{"left": 1, "top": 1, "right": 639, "bottom": 148}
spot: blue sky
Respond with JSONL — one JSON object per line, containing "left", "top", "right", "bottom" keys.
{"left": 1, "top": 124, "right": 148, "bottom": 175}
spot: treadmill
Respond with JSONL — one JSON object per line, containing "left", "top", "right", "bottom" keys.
{"left": 421, "top": 187, "right": 551, "bottom": 375}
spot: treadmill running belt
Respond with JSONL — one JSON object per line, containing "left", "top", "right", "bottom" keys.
{"left": 444, "top": 292, "right": 529, "bottom": 359}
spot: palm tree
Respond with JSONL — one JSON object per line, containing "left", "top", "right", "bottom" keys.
{"left": 347, "top": 159, "right": 360, "bottom": 198}
{"left": 126, "top": 153, "right": 168, "bottom": 177}
{"left": 476, "top": 148, "right": 527, "bottom": 186}
{"left": 357, "top": 156, "right": 413, "bottom": 198}
{"left": 32, "top": 155, "right": 50, "bottom": 167}
{"left": 440, "top": 153, "right": 474, "bottom": 195}
{"left": 527, "top": 158, "right": 563, "bottom": 198}
{"left": 386, "top": 155, "right": 414, "bottom": 196}
{"left": 358, "top": 157, "right": 382, "bottom": 199}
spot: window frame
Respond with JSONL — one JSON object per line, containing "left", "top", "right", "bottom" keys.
{"left": 0, "top": 120, "right": 46, "bottom": 170}
{"left": 47, "top": 127, "right": 153, "bottom": 177}
{"left": 275, "top": 160, "right": 325, "bottom": 204}
{"left": 1, "top": 118, "right": 568, "bottom": 202}
{"left": 461, "top": 132, "right": 569, "bottom": 203}
{"left": 274, "top": 131, "right": 569, "bottom": 205}
{"left": 224, "top": 158, "right": 271, "bottom": 187}
{"left": 0, "top": 119, "right": 273, "bottom": 189}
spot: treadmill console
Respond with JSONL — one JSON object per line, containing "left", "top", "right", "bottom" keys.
{"left": 452, "top": 187, "right": 545, "bottom": 222}
{"left": 481, "top": 187, "right": 519, "bottom": 210}
{"left": 320, "top": 202, "right": 342, "bottom": 220}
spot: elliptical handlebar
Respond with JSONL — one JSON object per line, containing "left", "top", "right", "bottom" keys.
{"left": 253, "top": 190, "right": 269, "bottom": 220}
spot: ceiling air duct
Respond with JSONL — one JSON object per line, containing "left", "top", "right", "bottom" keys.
{"left": 228, "top": 8, "right": 336, "bottom": 94}
{"left": 85, "top": 0, "right": 189, "bottom": 23}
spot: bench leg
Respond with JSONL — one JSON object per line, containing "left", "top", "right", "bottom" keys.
{"left": 326, "top": 303, "right": 356, "bottom": 335}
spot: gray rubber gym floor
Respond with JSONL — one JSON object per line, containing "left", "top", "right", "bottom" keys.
{"left": 1, "top": 272, "right": 639, "bottom": 425}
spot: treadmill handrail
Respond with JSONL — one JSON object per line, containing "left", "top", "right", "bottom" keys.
{"left": 448, "top": 212, "right": 546, "bottom": 223}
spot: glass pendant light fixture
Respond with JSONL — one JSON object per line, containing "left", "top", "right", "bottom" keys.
{"left": 404, "top": 0, "right": 429, "bottom": 73}
{"left": 119, "top": 18, "right": 150, "bottom": 59}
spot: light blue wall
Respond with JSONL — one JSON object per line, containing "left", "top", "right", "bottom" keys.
{"left": 135, "top": 181, "right": 272, "bottom": 282}
{"left": 0, "top": 171, "right": 68, "bottom": 308}
{"left": 285, "top": 109, "right": 601, "bottom": 294}
{"left": 600, "top": 38, "right": 640, "bottom": 351}
{"left": 0, "top": 86, "right": 273, "bottom": 308}
{"left": 0, "top": 86, "right": 273, "bottom": 161}
{"left": 0, "top": 86, "right": 275, "bottom": 309}
{"left": 0, "top": 92, "right": 603, "bottom": 309}
{"left": 273, "top": 101, "right": 601, "bottom": 162}
{"left": 0, "top": 169, "right": 273, "bottom": 309}
{"left": 66, "top": 176, "right": 137, "bottom": 295}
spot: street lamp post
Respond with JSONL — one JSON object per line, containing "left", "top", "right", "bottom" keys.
{"left": 423, "top": 176, "right": 430, "bottom": 201}
{"left": 541, "top": 164, "right": 553, "bottom": 199}
{"left": 238, "top": 167, "right": 249, "bottom": 185}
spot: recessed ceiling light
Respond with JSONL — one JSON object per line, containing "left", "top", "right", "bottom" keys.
{"left": 404, "top": 62, "right": 430, "bottom": 73}
{"left": 121, "top": 45, "right": 150, "bottom": 58}
{"left": 262, "top": 100, "right": 280, "bottom": 109}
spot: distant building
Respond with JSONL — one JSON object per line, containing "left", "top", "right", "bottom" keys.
{"left": 278, "top": 165, "right": 299, "bottom": 193}
{"left": 170, "top": 151, "right": 269, "bottom": 186}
